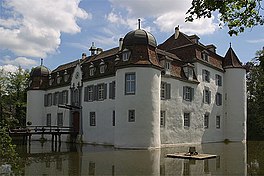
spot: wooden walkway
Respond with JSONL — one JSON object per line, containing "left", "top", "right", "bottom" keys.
{"left": 9, "top": 126, "right": 78, "bottom": 146}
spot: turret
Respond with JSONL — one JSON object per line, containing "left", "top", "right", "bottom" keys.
{"left": 223, "top": 46, "right": 247, "bottom": 142}
{"left": 114, "top": 22, "right": 161, "bottom": 149}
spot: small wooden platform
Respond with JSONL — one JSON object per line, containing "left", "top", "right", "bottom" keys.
{"left": 167, "top": 153, "right": 217, "bottom": 160}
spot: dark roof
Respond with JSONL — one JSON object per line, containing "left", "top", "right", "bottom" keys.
{"left": 52, "top": 60, "right": 80, "bottom": 73}
{"left": 30, "top": 65, "right": 50, "bottom": 77}
{"left": 123, "top": 29, "right": 157, "bottom": 48}
{"left": 223, "top": 47, "right": 243, "bottom": 68}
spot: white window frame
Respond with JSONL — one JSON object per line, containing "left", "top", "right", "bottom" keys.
{"left": 90, "top": 112, "right": 96, "bottom": 126}
{"left": 47, "top": 93, "right": 52, "bottom": 106}
{"left": 184, "top": 113, "right": 190, "bottom": 127}
{"left": 202, "top": 52, "right": 209, "bottom": 62}
{"left": 125, "top": 73, "right": 136, "bottom": 95}
{"left": 90, "top": 68, "right": 95, "bottom": 76}
{"left": 122, "top": 50, "right": 131, "bottom": 61}
{"left": 202, "top": 69, "right": 210, "bottom": 82}
{"left": 98, "top": 84, "right": 104, "bottom": 100}
{"left": 100, "top": 65, "right": 105, "bottom": 74}
{"left": 88, "top": 86, "right": 93, "bottom": 101}
{"left": 160, "top": 111, "right": 166, "bottom": 127}
{"left": 216, "top": 116, "right": 220, "bottom": 128}
{"left": 215, "top": 74, "right": 222, "bottom": 86}
{"left": 204, "top": 114, "right": 209, "bottom": 129}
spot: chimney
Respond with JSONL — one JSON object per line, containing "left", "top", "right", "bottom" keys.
{"left": 89, "top": 42, "right": 97, "bottom": 56}
{"left": 119, "top": 38, "right": 123, "bottom": 51}
{"left": 82, "top": 53, "right": 87, "bottom": 60}
{"left": 189, "top": 35, "right": 200, "bottom": 44}
{"left": 175, "top": 26, "right": 179, "bottom": 39}
{"left": 206, "top": 44, "right": 216, "bottom": 53}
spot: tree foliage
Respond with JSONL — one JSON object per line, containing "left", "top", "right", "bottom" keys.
{"left": 247, "top": 48, "right": 264, "bottom": 140}
{"left": 0, "top": 67, "right": 29, "bottom": 127}
{"left": 186, "top": 0, "right": 264, "bottom": 36}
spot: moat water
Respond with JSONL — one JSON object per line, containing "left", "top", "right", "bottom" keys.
{"left": 14, "top": 141, "right": 264, "bottom": 175}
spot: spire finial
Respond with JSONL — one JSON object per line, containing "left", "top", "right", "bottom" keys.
{"left": 40, "top": 58, "right": 43, "bottom": 66}
{"left": 229, "top": 42, "right": 232, "bottom": 48}
{"left": 138, "top": 19, "right": 141, "bottom": 29}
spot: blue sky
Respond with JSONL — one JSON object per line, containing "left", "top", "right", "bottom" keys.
{"left": 0, "top": 0, "right": 263, "bottom": 72}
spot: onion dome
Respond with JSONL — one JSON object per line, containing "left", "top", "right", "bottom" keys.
{"left": 30, "top": 65, "right": 50, "bottom": 77}
{"left": 123, "top": 29, "right": 157, "bottom": 48}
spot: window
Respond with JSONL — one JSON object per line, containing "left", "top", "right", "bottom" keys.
{"left": 90, "top": 68, "right": 95, "bottom": 76}
{"left": 184, "top": 113, "right": 190, "bottom": 127}
{"left": 216, "top": 93, "right": 222, "bottom": 106}
{"left": 57, "top": 113, "right": 63, "bottom": 127}
{"left": 204, "top": 114, "right": 209, "bottom": 129}
{"left": 90, "top": 112, "right": 96, "bottom": 126}
{"left": 183, "top": 86, "right": 194, "bottom": 101}
{"left": 128, "top": 110, "right": 135, "bottom": 122}
{"left": 215, "top": 74, "right": 222, "bottom": 86}
{"left": 109, "top": 81, "right": 116, "bottom": 99}
{"left": 112, "top": 111, "right": 115, "bottom": 126}
{"left": 57, "top": 77, "right": 62, "bottom": 84}
{"left": 165, "top": 61, "right": 170, "bottom": 70}
{"left": 73, "top": 89, "right": 79, "bottom": 106}
{"left": 183, "top": 66, "right": 193, "bottom": 80}
{"left": 47, "top": 93, "right": 52, "bottom": 106}
{"left": 216, "top": 116, "right": 220, "bottom": 128}
{"left": 58, "top": 92, "right": 63, "bottom": 104}
{"left": 46, "top": 114, "right": 51, "bottom": 126}
{"left": 62, "top": 90, "right": 68, "bottom": 104}
{"left": 202, "top": 52, "right": 209, "bottom": 62}
{"left": 160, "top": 111, "right": 166, "bottom": 127}
{"left": 125, "top": 73, "right": 136, "bottom": 95}
{"left": 98, "top": 84, "right": 104, "bottom": 100}
{"left": 100, "top": 65, "right": 105, "bottom": 74}
{"left": 203, "top": 87, "right": 211, "bottom": 104}
{"left": 122, "top": 49, "right": 131, "bottom": 61}
{"left": 161, "top": 82, "right": 171, "bottom": 100}
{"left": 202, "top": 69, "right": 210, "bottom": 82}
{"left": 88, "top": 86, "right": 93, "bottom": 101}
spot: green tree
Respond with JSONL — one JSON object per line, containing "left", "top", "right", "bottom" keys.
{"left": 186, "top": 0, "right": 264, "bottom": 36}
{"left": 247, "top": 48, "right": 264, "bottom": 139}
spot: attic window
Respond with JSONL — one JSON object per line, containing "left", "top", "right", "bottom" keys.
{"left": 183, "top": 66, "right": 193, "bottom": 80}
{"left": 202, "top": 51, "right": 209, "bottom": 62}
{"left": 99, "top": 60, "right": 106, "bottom": 74}
{"left": 165, "top": 61, "right": 171, "bottom": 75}
{"left": 64, "top": 70, "right": 69, "bottom": 82}
{"left": 122, "top": 49, "right": 131, "bottom": 61}
{"left": 89, "top": 63, "right": 95, "bottom": 76}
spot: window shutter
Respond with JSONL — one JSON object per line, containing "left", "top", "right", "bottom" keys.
{"left": 166, "top": 83, "right": 171, "bottom": 99}
{"left": 84, "top": 87, "right": 88, "bottom": 101}
{"left": 93, "top": 85, "right": 98, "bottom": 101}
{"left": 59, "top": 92, "right": 63, "bottom": 104}
{"left": 208, "top": 71, "right": 210, "bottom": 82}
{"left": 44, "top": 94, "right": 48, "bottom": 107}
{"left": 113, "top": 81, "right": 115, "bottom": 99}
{"left": 202, "top": 70, "right": 205, "bottom": 81}
{"left": 109, "top": 82, "right": 113, "bottom": 99}
{"left": 66, "top": 90, "right": 68, "bottom": 104}
{"left": 191, "top": 88, "right": 194, "bottom": 101}
{"left": 52, "top": 93, "right": 56, "bottom": 105}
{"left": 215, "top": 94, "right": 218, "bottom": 105}
{"left": 104, "top": 83, "right": 107, "bottom": 99}
{"left": 203, "top": 90, "right": 205, "bottom": 103}
{"left": 183, "top": 86, "right": 186, "bottom": 100}
{"left": 209, "top": 91, "right": 211, "bottom": 104}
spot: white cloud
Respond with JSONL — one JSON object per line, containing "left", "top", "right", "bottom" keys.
{"left": 108, "top": 0, "right": 218, "bottom": 35}
{"left": 0, "top": 0, "right": 91, "bottom": 58}
{"left": 246, "top": 39, "right": 264, "bottom": 43}
{"left": 0, "top": 64, "right": 18, "bottom": 73}
{"left": 1, "top": 57, "right": 38, "bottom": 67}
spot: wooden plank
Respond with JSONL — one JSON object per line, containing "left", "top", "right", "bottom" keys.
{"left": 167, "top": 153, "right": 217, "bottom": 160}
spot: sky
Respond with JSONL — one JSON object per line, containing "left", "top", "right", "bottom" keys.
{"left": 0, "top": 0, "right": 263, "bottom": 72}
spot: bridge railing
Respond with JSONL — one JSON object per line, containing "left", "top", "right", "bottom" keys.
{"left": 9, "top": 126, "right": 75, "bottom": 134}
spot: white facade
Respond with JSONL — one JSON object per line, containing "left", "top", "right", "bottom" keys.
{"left": 27, "top": 28, "right": 247, "bottom": 149}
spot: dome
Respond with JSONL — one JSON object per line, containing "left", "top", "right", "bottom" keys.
{"left": 123, "top": 29, "right": 157, "bottom": 48}
{"left": 30, "top": 65, "right": 50, "bottom": 77}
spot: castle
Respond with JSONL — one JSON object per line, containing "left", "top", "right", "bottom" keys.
{"left": 27, "top": 26, "right": 247, "bottom": 149}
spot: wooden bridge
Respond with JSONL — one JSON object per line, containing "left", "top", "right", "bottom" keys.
{"left": 9, "top": 126, "right": 78, "bottom": 147}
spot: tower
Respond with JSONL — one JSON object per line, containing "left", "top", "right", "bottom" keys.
{"left": 27, "top": 60, "right": 50, "bottom": 126}
{"left": 223, "top": 46, "right": 247, "bottom": 141}
{"left": 114, "top": 26, "right": 162, "bottom": 149}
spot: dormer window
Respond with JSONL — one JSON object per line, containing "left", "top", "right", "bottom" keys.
{"left": 99, "top": 60, "right": 106, "bottom": 74}
{"left": 89, "top": 63, "right": 95, "bottom": 76}
{"left": 183, "top": 63, "right": 194, "bottom": 80}
{"left": 49, "top": 75, "right": 53, "bottom": 86}
{"left": 64, "top": 70, "right": 69, "bottom": 82}
{"left": 165, "top": 61, "right": 171, "bottom": 75}
{"left": 122, "top": 49, "right": 131, "bottom": 61}
{"left": 202, "top": 51, "right": 209, "bottom": 62}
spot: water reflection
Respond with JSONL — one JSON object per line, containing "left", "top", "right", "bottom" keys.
{"left": 16, "top": 141, "right": 264, "bottom": 175}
